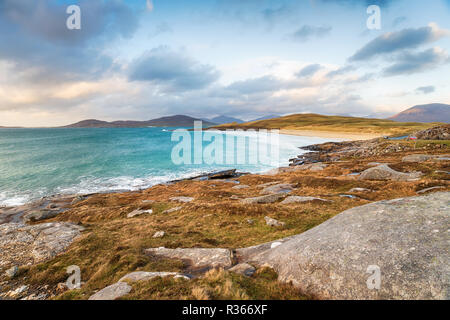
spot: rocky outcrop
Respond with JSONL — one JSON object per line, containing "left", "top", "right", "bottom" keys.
{"left": 118, "top": 271, "right": 190, "bottom": 282}
{"left": 144, "top": 247, "right": 233, "bottom": 270}
{"left": 240, "top": 193, "right": 287, "bottom": 204}
{"left": 240, "top": 192, "right": 449, "bottom": 300}
{"left": 402, "top": 154, "right": 435, "bottom": 162}
{"left": 358, "top": 164, "right": 422, "bottom": 181}
{"left": 88, "top": 282, "right": 132, "bottom": 300}
{"left": 228, "top": 263, "right": 256, "bottom": 277}
{"left": 260, "top": 183, "right": 294, "bottom": 195}
{"left": 127, "top": 209, "right": 152, "bottom": 218}
{"left": 169, "top": 196, "right": 194, "bottom": 203}
{"left": 412, "top": 124, "right": 450, "bottom": 140}
{"left": 0, "top": 222, "right": 84, "bottom": 269}
{"left": 281, "top": 196, "right": 329, "bottom": 204}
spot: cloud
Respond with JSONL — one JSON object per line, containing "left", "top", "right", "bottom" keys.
{"left": 326, "top": 65, "right": 357, "bottom": 77}
{"left": 415, "top": 86, "right": 436, "bottom": 94}
{"left": 319, "top": 0, "right": 398, "bottom": 7}
{"left": 383, "top": 47, "right": 449, "bottom": 76}
{"left": 128, "top": 47, "right": 220, "bottom": 91}
{"left": 296, "top": 64, "right": 322, "bottom": 77}
{"left": 350, "top": 23, "right": 450, "bottom": 61}
{"left": 226, "top": 75, "right": 284, "bottom": 94}
{"left": 290, "top": 25, "right": 332, "bottom": 42}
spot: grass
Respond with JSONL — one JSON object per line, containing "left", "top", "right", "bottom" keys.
{"left": 213, "top": 113, "right": 439, "bottom": 136}
{"left": 5, "top": 140, "right": 449, "bottom": 300}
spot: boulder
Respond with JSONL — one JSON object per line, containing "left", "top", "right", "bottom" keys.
{"left": 358, "top": 164, "right": 422, "bottom": 181}
{"left": 228, "top": 263, "right": 256, "bottom": 277}
{"left": 243, "top": 192, "right": 450, "bottom": 300}
{"left": 119, "top": 271, "right": 190, "bottom": 282}
{"left": 402, "top": 154, "right": 435, "bottom": 162}
{"left": 0, "top": 222, "right": 84, "bottom": 268}
{"left": 127, "top": 209, "right": 152, "bottom": 218}
{"left": 163, "top": 206, "right": 182, "bottom": 214}
{"left": 260, "top": 183, "right": 294, "bottom": 195}
{"left": 281, "top": 196, "right": 329, "bottom": 204}
{"left": 88, "top": 282, "right": 132, "bottom": 300}
{"left": 169, "top": 196, "right": 194, "bottom": 203}
{"left": 295, "top": 163, "right": 328, "bottom": 171}
{"left": 23, "top": 209, "right": 60, "bottom": 223}
{"left": 240, "top": 193, "right": 287, "bottom": 204}
{"left": 5, "top": 266, "right": 18, "bottom": 279}
{"left": 144, "top": 247, "right": 233, "bottom": 270}
{"left": 152, "top": 231, "right": 165, "bottom": 238}
{"left": 264, "top": 216, "right": 285, "bottom": 227}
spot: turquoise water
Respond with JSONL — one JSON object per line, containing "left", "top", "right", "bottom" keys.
{"left": 0, "top": 128, "right": 336, "bottom": 206}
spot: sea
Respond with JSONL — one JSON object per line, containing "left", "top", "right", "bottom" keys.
{"left": 0, "top": 127, "right": 339, "bottom": 206}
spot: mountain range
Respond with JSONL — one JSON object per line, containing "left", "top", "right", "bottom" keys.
{"left": 388, "top": 103, "right": 450, "bottom": 123}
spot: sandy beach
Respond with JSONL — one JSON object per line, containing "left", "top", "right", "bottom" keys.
{"left": 279, "top": 129, "right": 382, "bottom": 141}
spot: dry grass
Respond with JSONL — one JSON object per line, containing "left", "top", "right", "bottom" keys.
{"left": 12, "top": 141, "right": 450, "bottom": 300}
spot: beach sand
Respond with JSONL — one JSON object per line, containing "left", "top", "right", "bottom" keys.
{"left": 279, "top": 129, "right": 381, "bottom": 141}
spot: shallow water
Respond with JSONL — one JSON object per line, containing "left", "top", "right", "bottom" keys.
{"left": 0, "top": 128, "right": 338, "bottom": 206}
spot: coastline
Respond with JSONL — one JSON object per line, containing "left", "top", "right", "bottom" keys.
{"left": 279, "top": 129, "right": 381, "bottom": 141}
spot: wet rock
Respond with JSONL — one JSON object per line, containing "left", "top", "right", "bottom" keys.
{"left": 144, "top": 247, "right": 233, "bottom": 270}
{"left": 264, "top": 216, "right": 285, "bottom": 227}
{"left": 244, "top": 192, "right": 450, "bottom": 300}
{"left": 23, "top": 209, "right": 60, "bottom": 223}
{"left": 0, "top": 222, "right": 84, "bottom": 268}
{"left": 240, "top": 193, "right": 287, "bottom": 204}
{"left": 152, "top": 231, "right": 165, "bottom": 238}
{"left": 127, "top": 209, "right": 152, "bottom": 218}
{"left": 260, "top": 183, "right": 294, "bottom": 195}
{"left": 281, "top": 196, "right": 329, "bottom": 204}
{"left": 358, "top": 164, "right": 422, "bottom": 182}
{"left": 119, "top": 271, "right": 190, "bottom": 283}
{"left": 88, "top": 282, "right": 132, "bottom": 300}
{"left": 170, "top": 196, "right": 194, "bottom": 203}
{"left": 228, "top": 263, "right": 256, "bottom": 277}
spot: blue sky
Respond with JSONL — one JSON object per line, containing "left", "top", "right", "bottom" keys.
{"left": 0, "top": 0, "right": 449, "bottom": 126}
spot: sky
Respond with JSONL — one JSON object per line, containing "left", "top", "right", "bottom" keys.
{"left": 0, "top": 0, "right": 449, "bottom": 127}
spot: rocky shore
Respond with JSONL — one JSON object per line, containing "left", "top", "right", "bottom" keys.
{"left": 1, "top": 126, "right": 449, "bottom": 300}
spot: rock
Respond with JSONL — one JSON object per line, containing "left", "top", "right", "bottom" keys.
{"left": 56, "top": 282, "right": 68, "bottom": 293}
{"left": 23, "top": 209, "right": 60, "bottom": 223}
{"left": 247, "top": 219, "right": 254, "bottom": 225}
{"left": 228, "top": 263, "right": 256, "bottom": 277}
{"left": 118, "top": 271, "right": 190, "bottom": 283}
{"left": 349, "top": 188, "right": 372, "bottom": 193}
{"left": 127, "top": 209, "right": 152, "bottom": 218}
{"left": 232, "top": 185, "right": 250, "bottom": 190}
{"left": 240, "top": 193, "right": 287, "bottom": 204}
{"left": 416, "top": 186, "right": 446, "bottom": 194}
{"left": 169, "top": 196, "right": 194, "bottom": 203}
{"left": 260, "top": 183, "right": 294, "bottom": 195}
{"left": 144, "top": 247, "right": 233, "bottom": 270}
{"left": 295, "top": 163, "right": 328, "bottom": 171}
{"left": 257, "top": 181, "right": 281, "bottom": 188}
{"left": 281, "top": 196, "right": 329, "bottom": 204}
{"left": 141, "top": 200, "right": 155, "bottom": 204}
{"left": 244, "top": 192, "right": 450, "bottom": 300}
{"left": 5, "top": 266, "right": 18, "bottom": 279}
{"left": 0, "top": 222, "right": 84, "bottom": 268}
{"left": 230, "top": 195, "right": 239, "bottom": 200}
{"left": 367, "top": 162, "right": 383, "bottom": 166}
{"left": 402, "top": 154, "right": 435, "bottom": 162}
{"left": 8, "top": 285, "right": 28, "bottom": 297}
{"left": 163, "top": 206, "right": 182, "bottom": 214}
{"left": 88, "top": 282, "right": 132, "bottom": 300}
{"left": 358, "top": 164, "right": 422, "bottom": 182}
{"left": 412, "top": 124, "right": 450, "bottom": 140}
{"left": 152, "top": 231, "right": 165, "bottom": 238}
{"left": 21, "top": 293, "right": 47, "bottom": 300}
{"left": 264, "top": 216, "right": 285, "bottom": 227}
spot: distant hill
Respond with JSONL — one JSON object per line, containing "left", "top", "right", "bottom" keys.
{"left": 63, "top": 115, "right": 216, "bottom": 128}
{"left": 212, "top": 113, "right": 439, "bottom": 136}
{"left": 208, "top": 115, "right": 243, "bottom": 124}
{"left": 389, "top": 104, "right": 450, "bottom": 123}
{"left": 249, "top": 114, "right": 281, "bottom": 122}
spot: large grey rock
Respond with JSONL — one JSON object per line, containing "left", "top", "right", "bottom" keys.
{"left": 228, "top": 263, "right": 256, "bottom": 277}
{"left": 242, "top": 192, "right": 450, "bottom": 300}
{"left": 127, "top": 209, "right": 152, "bottom": 218}
{"left": 240, "top": 193, "right": 287, "bottom": 204}
{"left": 260, "top": 183, "right": 294, "bottom": 195}
{"left": 358, "top": 164, "right": 422, "bottom": 182}
{"left": 144, "top": 247, "right": 233, "bottom": 270}
{"left": 88, "top": 282, "right": 132, "bottom": 300}
{"left": 0, "top": 222, "right": 84, "bottom": 268}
